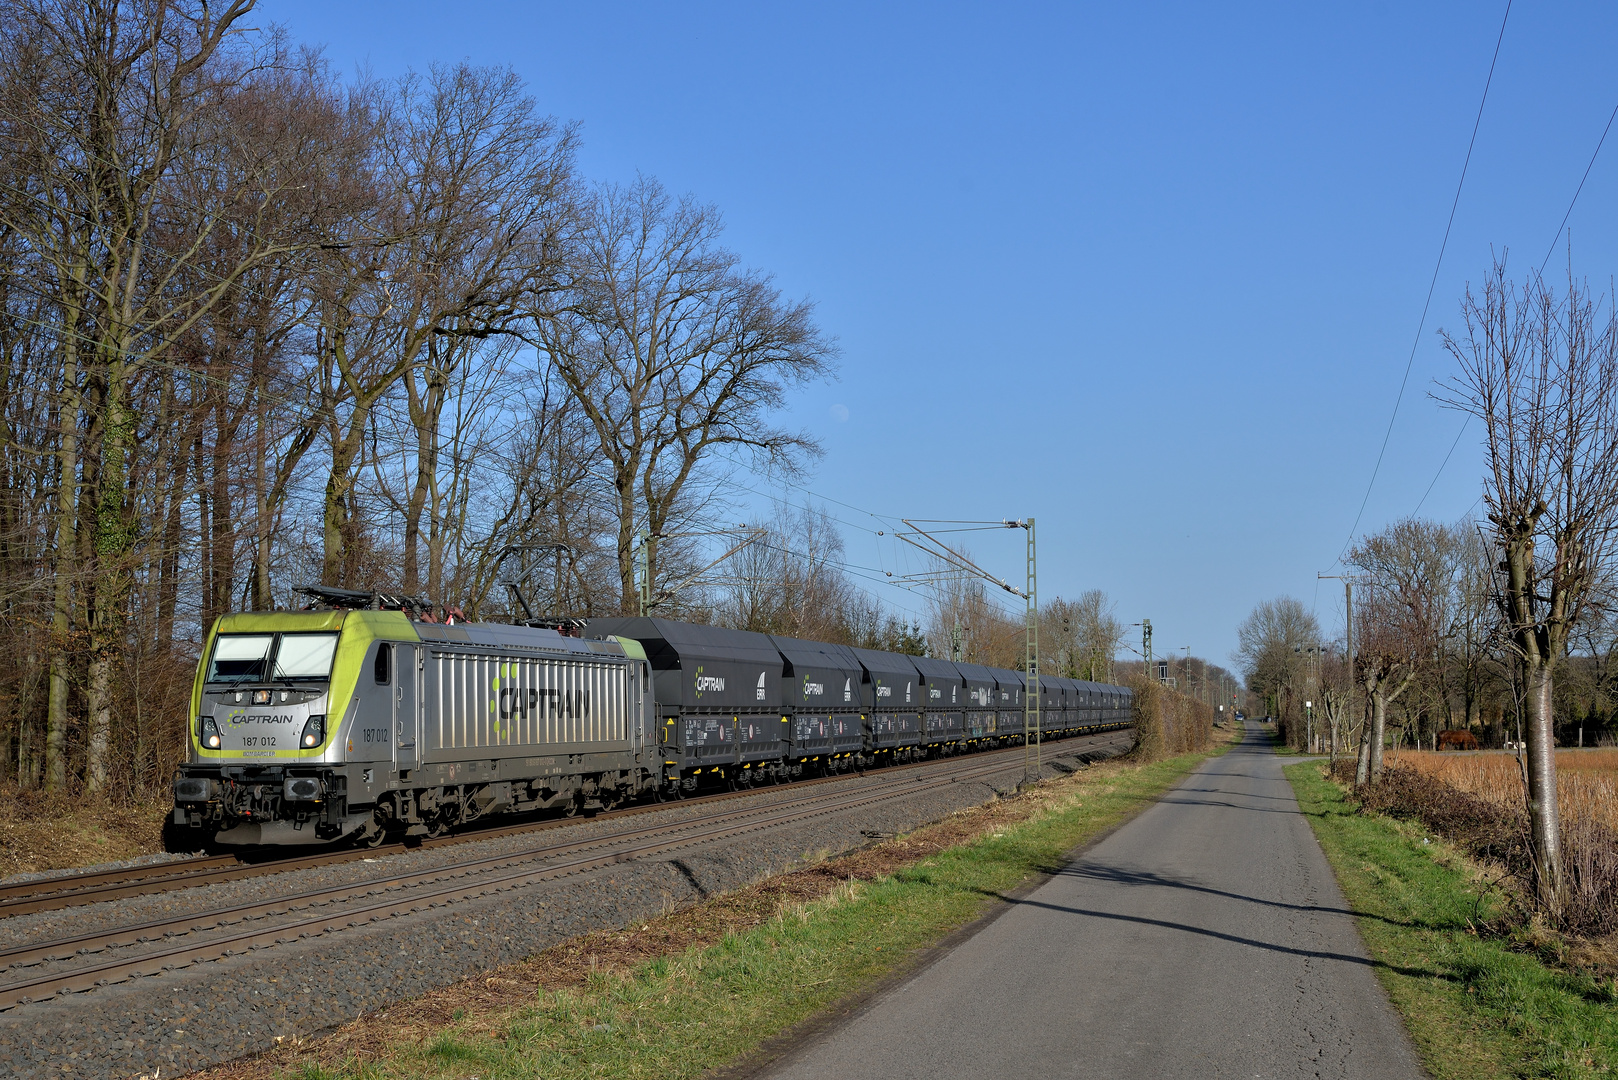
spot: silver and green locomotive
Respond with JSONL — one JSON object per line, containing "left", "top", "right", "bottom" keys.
{"left": 167, "top": 595, "right": 656, "bottom": 850}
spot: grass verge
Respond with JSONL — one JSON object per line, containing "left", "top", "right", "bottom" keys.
{"left": 1285, "top": 760, "right": 1618, "bottom": 1080}
{"left": 198, "top": 738, "right": 1233, "bottom": 1080}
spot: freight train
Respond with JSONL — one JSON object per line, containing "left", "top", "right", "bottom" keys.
{"left": 164, "top": 589, "right": 1134, "bottom": 851}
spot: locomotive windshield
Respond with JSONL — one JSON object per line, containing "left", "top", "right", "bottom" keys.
{"left": 205, "top": 632, "right": 340, "bottom": 684}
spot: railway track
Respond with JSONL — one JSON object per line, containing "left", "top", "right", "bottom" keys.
{"left": 0, "top": 729, "right": 1129, "bottom": 1012}
{"left": 0, "top": 729, "right": 1131, "bottom": 920}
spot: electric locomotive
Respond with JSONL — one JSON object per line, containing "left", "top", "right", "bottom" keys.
{"left": 166, "top": 587, "right": 657, "bottom": 850}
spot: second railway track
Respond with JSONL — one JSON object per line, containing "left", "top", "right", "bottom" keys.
{"left": 0, "top": 731, "right": 1129, "bottom": 1012}
{"left": 0, "top": 733, "right": 1119, "bottom": 919}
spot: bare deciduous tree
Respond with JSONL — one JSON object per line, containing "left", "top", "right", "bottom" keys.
{"left": 1235, "top": 596, "right": 1321, "bottom": 738}
{"left": 531, "top": 177, "right": 836, "bottom": 612}
{"left": 1348, "top": 518, "right": 1460, "bottom": 779}
{"left": 1438, "top": 260, "right": 1618, "bottom": 912}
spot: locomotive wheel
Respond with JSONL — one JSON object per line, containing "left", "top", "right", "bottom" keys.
{"left": 357, "top": 813, "right": 388, "bottom": 848}
{"left": 424, "top": 815, "right": 448, "bottom": 839}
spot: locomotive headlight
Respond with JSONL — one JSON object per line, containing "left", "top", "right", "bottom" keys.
{"left": 198, "top": 716, "right": 222, "bottom": 750}
{"left": 299, "top": 714, "right": 326, "bottom": 749}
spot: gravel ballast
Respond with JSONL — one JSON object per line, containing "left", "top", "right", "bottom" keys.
{"left": 0, "top": 735, "right": 1130, "bottom": 1080}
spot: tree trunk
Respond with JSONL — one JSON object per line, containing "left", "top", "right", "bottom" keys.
{"left": 322, "top": 406, "right": 371, "bottom": 588}
{"left": 1355, "top": 708, "right": 1372, "bottom": 786}
{"left": 401, "top": 364, "right": 445, "bottom": 599}
{"left": 1370, "top": 690, "right": 1387, "bottom": 781}
{"left": 206, "top": 394, "right": 237, "bottom": 626}
{"left": 1523, "top": 660, "right": 1565, "bottom": 915}
{"left": 46, "top": 294, "right": 83, "bottom": 792}
{"left": 85, "top": 369, "right": 135, "bottom": 795}
{"left": 616, "top": 477, "right": 637, "bottom": 612}
{"left": 85, "top": 652, "right": 113, "bottom": 793}
{"left": 251, "top": 378, "right": 273, "bottom": 610}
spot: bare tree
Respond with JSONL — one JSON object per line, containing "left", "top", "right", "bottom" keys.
{"left": 531, "top": 177, "right": 836, "bottom": 611}
{"left": 716, "top": 503, "right": 858, "bottom": 641}
{"left": 1349, "top": 585, "right": 1419, "bottom": 783}
{"left": 1349, "top": 517, "right": 1460, "bottom": 776}
{"left": 303, "top": 64, "right": 575, "bottom": 589}
{"left": 1235, "top": 596, "right": 1321, "bottom": 739}
{"left": 1437, "top": 260, "right": 1618, "bottom": 912}
{"left": 1072, "top": 590, "right": 1124, "bottom": 681}
{"left": 0, "top": 0, "right": 339, "bottom": 790}
{"left": 1447, "top": 523, "right": 1500, "bottom": 736}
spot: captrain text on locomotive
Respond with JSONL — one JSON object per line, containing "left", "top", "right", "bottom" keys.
{"left": 165, "top": 591, "right": 1134, "bottom": 850}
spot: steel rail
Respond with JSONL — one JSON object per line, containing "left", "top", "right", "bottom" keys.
{"left": 0, "top": 733, "right": 1129, "bottom": 1011}
{"left": 0, "top": 749, "right": 1027, "bottom": 971}
{"left": 0, "top": 727, "right": 1130, "bottom": 919}
{"left": 0, "top": 735, "right": 1129, "bottom": 975}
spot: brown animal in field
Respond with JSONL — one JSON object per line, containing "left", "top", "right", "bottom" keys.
{"left": 1437, "top": 730, "right": 1479, "bottom": 751}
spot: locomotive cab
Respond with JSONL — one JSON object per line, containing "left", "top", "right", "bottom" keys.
{"left": 167, "top": 609, "right": 412, "bottom": 849}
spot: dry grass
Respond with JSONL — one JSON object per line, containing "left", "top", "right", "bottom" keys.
{"left": 1387, "top": 749, "right": 1618, "bottom": 835}
{"left": 0, "top": 784, "right": 167, "bottom": 877}
{"left": 1347, "top": 751, "right": 1618, "bottom": 943}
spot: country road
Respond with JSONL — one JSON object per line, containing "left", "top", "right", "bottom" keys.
{"left": 759, "top": 725, "right": 1425, "bottom": 1080}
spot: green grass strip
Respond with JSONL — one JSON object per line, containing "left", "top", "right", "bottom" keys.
{"left": 1285, "top": 761, "right": 1618, "bottom": 1080}
{"left": 290, "top": 748, "right": 1222, "bottom": 1080}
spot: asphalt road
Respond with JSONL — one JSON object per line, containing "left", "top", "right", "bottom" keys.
{"left": 760, "top": 725, "right": 1425, "bottom": 1080}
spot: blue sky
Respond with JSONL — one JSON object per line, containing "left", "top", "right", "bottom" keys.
{"left": 269, "top": 0, "right": 1618, "bottom": 670}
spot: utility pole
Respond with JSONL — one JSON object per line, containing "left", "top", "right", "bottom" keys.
{"left": 892, "top": 516, "right": 1039, "bottom": 782}
{"left": 1318, "top": 574, "right": 1354, "bottom": 762}
{"left": 1023, "top": 518, "right": 1040, "bottom": 786}
{"left": 1141, "top": 619, "right": 1152, "bottom": 682}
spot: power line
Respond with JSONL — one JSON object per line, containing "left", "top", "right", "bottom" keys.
{"left": 1333, "top": 0, "right": 1512, "bottom": 565}
{"left": 1400, "top": 93, "right": 1618, "bottom": 523}
{"left": 1411, "top": 416, "right": 1470, "bottom": 518}
{"left": 1539, "top": 101, "right": 1618, "bottom": 277}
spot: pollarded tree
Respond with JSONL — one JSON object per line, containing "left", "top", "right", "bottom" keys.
{"left": 1438, "top": 260, "right": 1618, "bottom": 915}
{"left": 1349, "top": 585, "right": 1419, "bottom": 784}
{"left": 1349, "top": 518, "right": 1461, "bottom": 781}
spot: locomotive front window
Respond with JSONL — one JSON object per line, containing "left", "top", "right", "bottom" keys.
{"left": 206, "top": 635, "right": 274, "bottom": 683}
{"left": 205, "top": 632, "right": 340, "bottom": 685}
{"left": 274, "top": 633, "right": 340, "bottom": 680}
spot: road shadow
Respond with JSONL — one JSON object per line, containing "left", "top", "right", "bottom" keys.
{"left": 1042, "top": 862, "right": 1429, "bottom": 930}
{"left": 972, "top": 889, "right": 1450, "bottom": 980}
